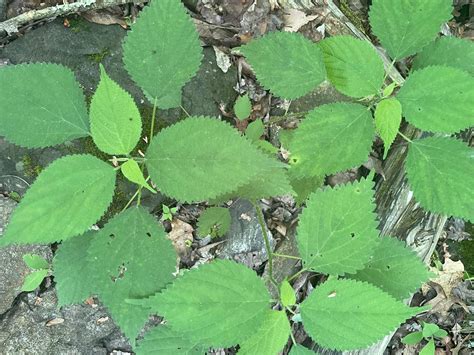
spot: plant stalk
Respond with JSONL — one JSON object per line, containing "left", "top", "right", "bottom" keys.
{"left": 252, "top": 200, "right": 279, "bottom": 289}
{"left": 398, "top": 130, "right": 413, "bottom": 143}
{"left": 136, "top": 98, "right": 159, "bottom": 207}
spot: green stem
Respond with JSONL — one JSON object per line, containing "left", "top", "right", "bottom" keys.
{"left": 382, "top": 58, "right": 397, "bottom": 84}
{"left": 288, "top": 267, "right": 308, "bottom": 282}
{"left": 289, "top": 327, "right": 297, "bottom": 345}
{"left": 398, "top": 131, "right": 413, "bottom": 144}
{"left": 149, "top": 97, "right": 158, "bottom": 142}
{"left": 109, "top": 157, "right": 146, "bottom": 163}
{"left": 121, "top": 176, "right": 152, "bottom": 212}
{"left": 136, "top": 98, "right": 159, "bottom": 207}
{"left": 252, "top": 200, "right": 279, "bottom": 290}
{"left": 272, "top": 253, "right": 301, "bottom": 260}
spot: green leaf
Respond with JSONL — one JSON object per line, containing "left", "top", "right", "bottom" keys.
{"left": 412, "top": 36, "right": 474, "bottom": 76}
{"left": 349, "top": 236, "right": 430, "bottom": 299}
{"left": 397, "top": 66, "right": 474, "bottom": 133}
{"left": 300, "top": 278, "right": 427, "bottom": 351}
{"left": 211, "top": 167, "right": 294, "bottom": 203}
{"left": 280, "top": 279, "right": 296, "bottom": 307}
{"left": 383, "top": 82, "right": 397, "bottom": 98}
{"left": 288, "top": 173, "right": 324, "bottom": 206}
{"left": 290, "top": 345, "right": 316, "bottom": 354}
{"left": 238, "top": 310, "right": 291, "bottom": 355}
{"left": 257, "top": 140, "right": 279, "bottom": 155}
{"left": 319, "top": 36, "right": 384, "bottom": 98}
{"left": 434, "top": 329, "right": 448, "bottom": 338}
{"left": 369, "top": 0, "right": 453, "bottom": 59}
{"left": 235, "top": 167, "right": 294, "bottom": 200}
{"left": 234, "top": 94, "right": 252, "bottom": 121}
{"left": 405, "top": 137, "right": 474, "bottom": 221}
{"left": 0, "top": 155, "right": 116, "bottom": 246}
{"left": 87, "top": 207, "right": 176, "bottom": 343}
{"left": 240, "top": 31, "right": 326, "bottom": 99}
{"left": 121, "top": 159, "right": 156, "bottom": 193}
{"left": 23, "top": 254, "right": 49, "bottom": 270}
{"left": 288, "top": 103, "right": 375, "bottom": 178}
{"left": 402, "top": 331, "right": 424, "bottom": 345}
{"left": 137, "top": 325, "right": 205, "bottom": 355}
{"left": 296, "top": 177, "right": 379, "bottom": 276}
{"left": 423, "top": 323, "right": 440, "bottom": 338}
{"left": 279, "top": 129, "right": 295, "bottom": 149}
{"left": 90, "top": 64, "right": 142, "bottom": 155}
{"left": 197, "top": 207, "right": 231, "bottom": 238}
{"left": 245, "top": 119, "right": 264, "bottom": 142}
{"left": 145, "top": 117, "right": 283, "bottom": 202}
{"left": 420, "top": 339, "right": 435, "bottom": 355}
{"left": 53, "top": 232, "right": 95, "bottom": 306}
{"left": 374, "top": 98, "right": 402, "bottom": 159}
{"left": 21, "top": 269, "right": 48, "bottom": 292}
{"left": 144, "top": 259, "right": 270, "bottom": 348}
{"left": 0, "top": 63, "right": 89, "bottom": 148}
{"left": 122, "top": 0, "right": 203, "bottom": 108}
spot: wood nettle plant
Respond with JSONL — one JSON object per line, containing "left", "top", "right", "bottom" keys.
{"left": 0, "top": 0, "right": 473, "bottom": 353}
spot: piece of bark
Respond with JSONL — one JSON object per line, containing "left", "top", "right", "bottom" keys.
{"left": 0, "top": 0, "right": 140, "bottom": 36}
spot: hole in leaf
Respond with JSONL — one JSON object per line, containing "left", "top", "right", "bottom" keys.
{"left": 146, "top": 232, "right": 152, "bottom": 238}
{"left": 350, "top": 233, "right": 355, "bottom": 238}
{"left": 109, "top": 233, "right": 115, "bottom": 239}
{"left": 289, "top": 156, "right": 300, "bottom": 165}
{"left": 129, "top": 117, "right": 133, "bottom": 121}
{"left": 386, "top": 265, "right": 391, "bottom": 270}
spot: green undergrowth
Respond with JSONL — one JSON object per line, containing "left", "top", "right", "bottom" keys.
{"left": 0, "top": 0, "right": 472, "bottom": 354}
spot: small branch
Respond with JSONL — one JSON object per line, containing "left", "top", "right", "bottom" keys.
{"left": 0, "top": 0, "right": 142, "bottom": 36}
{"left": 252, "top": 200, "right": 279, "bottom": 290}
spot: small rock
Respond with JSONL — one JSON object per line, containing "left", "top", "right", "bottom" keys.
{"left": 0, "top": 196, "right": 52, "bottom": 315}
{"left": 0, "top": 290, "right": 131, "bottom": 353}
{"left": 218, "top": 199, "right": 274, "bottom": 268}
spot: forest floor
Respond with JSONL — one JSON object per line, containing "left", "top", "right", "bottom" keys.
{"left": 0, "top": 0, "right": 473, "bottom": 354}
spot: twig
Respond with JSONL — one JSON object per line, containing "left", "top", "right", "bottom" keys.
{"left": 0, "top": 0, "right": 141, "bottom": 36}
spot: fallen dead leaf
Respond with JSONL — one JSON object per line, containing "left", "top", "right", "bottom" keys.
{"left": 96, "top": 316, "right": 109, "bottom": 324}
{"left": 168, "top": 219, "right": 194, "bottom": 259}
{"left": 422, "top": 257, "right": 469, "bottom": 318}
{"left": 213, "top": 46, "right": 232, "bottom": 73}
{"left": 46, "top": 318, "right": 64, "bottom": 326}
{"left": 82, "top": 8, "right": 127, "bottom": 28}
{"left": 283, "top": 8, "right": 318, "bottom": 32}
{"left": 240, "top": 213, "right": 252, "bottom": 222}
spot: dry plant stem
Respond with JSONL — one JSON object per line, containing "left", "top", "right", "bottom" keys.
{"left": 0, "top": 0, "right": 144, "bottom": 36}
{"left": 252, "top": 200, "right": 279, "bottom": 290}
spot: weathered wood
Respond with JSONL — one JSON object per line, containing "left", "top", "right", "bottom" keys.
{"left": 0, "top": 0, "right": 137, "bottom": 36}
